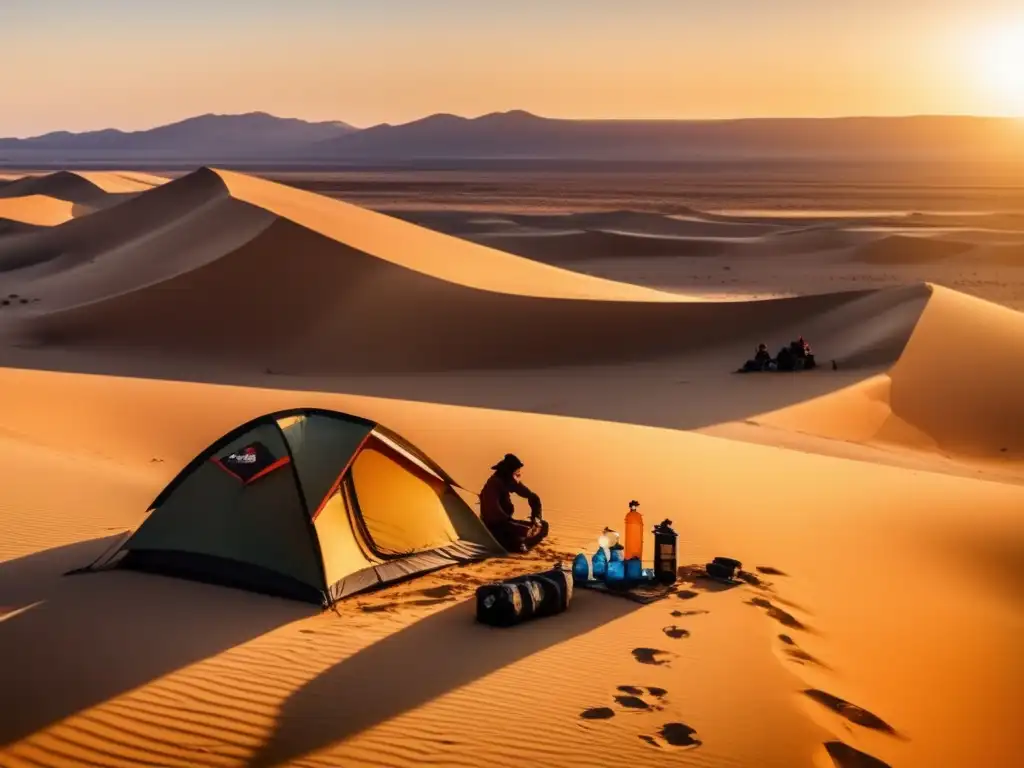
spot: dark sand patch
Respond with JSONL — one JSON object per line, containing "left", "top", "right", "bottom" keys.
{"left": 748, "top": 597, "right": 808, "bottom": 630}
{"left": 417, "top": 584, "right": 467, "bottom": 599}
{"left": 736, "top": 570, "right": 770, "bottom": 587}
{"left": 803, "top": 690, "right": 897, "bottom": 734}
{"left": 786, "top": 647, "right": 829, "bottom": 667}
{"left": 640, "top": 722, "right": 702, "bottom": 749}
{"left": 632, "top": 648, "right": 672, "bottom": 666}
{"left": 359, "top": 596, "right": 457, "bottom": 614}
{"left": 580, "top": 707, "right": 616, "bottom": 720}
{"left": 662, "top": 625, "right": 690, "bottom": 639}
{"left": 617, "top": 685, "right": 644, "bottom": 695}
{"left": 756, "top": 566, "right": 788, "bottom": 576}
{"left": 676, "top": 590, "right": 700, "bottom": 600}
{"left": 778, "top": 634, "right": 796, "bottom": 645}
{"left": 614, "top": 695, "right": 652, "bottom": 710}
{"left": 824, "top": 741, "right": 893, "bottom": 767}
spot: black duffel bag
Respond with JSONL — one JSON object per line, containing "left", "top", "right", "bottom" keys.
{"left": 475, "top": 567, "right": 573, "bottom": 627}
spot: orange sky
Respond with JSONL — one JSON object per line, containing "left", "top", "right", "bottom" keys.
{"left": 0, "top": 0, "right": 1022, "bottom": 136}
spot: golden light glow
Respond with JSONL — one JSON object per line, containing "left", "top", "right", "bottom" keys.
{"left": 976, "top": 21, "right": 1024, "bottom": 115}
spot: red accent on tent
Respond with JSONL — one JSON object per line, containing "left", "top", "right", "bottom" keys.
{"left": 244, "top": 456, "right": 291, "bottom": 485}
{"left": 310, "top": 432, "right": 372, "bottom": 521}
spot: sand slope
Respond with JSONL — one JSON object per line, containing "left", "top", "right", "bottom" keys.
{"left": 0, "top": 168, "right": 1022, "bottom": 768}
{"left": 0, "top": 170, "right": 165, "bottom": 206}
{"left": 0, "top": 368, "right": 1020, "bottom": 768}
{"left": 0, "top": 195, "right": 83, "bottom": 227}
{"left": 0, "top": 168, "right": 931, "bottom": 377}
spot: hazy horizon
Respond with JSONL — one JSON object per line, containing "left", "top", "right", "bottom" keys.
{"left": 2, "top": 0, "right": 1022, "bottom": 137}
{"left": 5, "top": 109, "right": 1024, "bottom": 141}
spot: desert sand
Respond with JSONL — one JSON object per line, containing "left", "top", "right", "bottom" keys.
{"left": 0, "top": 168, "right": 1021, "bottom": 768}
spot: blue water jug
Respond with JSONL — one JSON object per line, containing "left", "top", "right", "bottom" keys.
{"left": 592, "top": 547, "right": 608, "bottom": 579}
{"left": 606, "top": 557, "right": 626, "bottom": 589}
{"left": 625, "top": 557, "right": 643, "bottom": 584}
{"left": 572, "top": 553, "right": 590, "bottom": 584}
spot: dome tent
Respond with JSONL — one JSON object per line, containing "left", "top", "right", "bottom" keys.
{"left": 72, "top": 408, "right": 503, "bottom": 605}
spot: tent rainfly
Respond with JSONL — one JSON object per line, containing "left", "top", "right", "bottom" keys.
{"left": 71, "top": 408, "right": 504, "bottom": 604}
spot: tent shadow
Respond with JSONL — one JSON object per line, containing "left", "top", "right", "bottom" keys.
{"left": 247, "top": 590, "right": 640, "bottom": 768}
{"left": 0, "top": 535, "right": 313, "bottom": 749}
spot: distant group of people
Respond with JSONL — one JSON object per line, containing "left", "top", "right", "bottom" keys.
{"left": 740, "top": 335, "right": 817, "bottom": 372}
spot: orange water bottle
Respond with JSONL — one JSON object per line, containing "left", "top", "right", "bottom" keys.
{"left": 623, "top": 500, "right": 643, "bottom": 561}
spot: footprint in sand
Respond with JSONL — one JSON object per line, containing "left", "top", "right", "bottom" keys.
{"left": 632, "top": 647, "right": 673, "bottom": 666}
{"left": 778, "top": 634, "right": 829, "bottom": 667}
{"left": 418, "top": 584, "right": 466, "bottom": 599}
{"left": 736, "top": 570, "right": 769, "bottom": 587}
{"left": 803, "top": 690, "right": 897, "bottom": 735}
{"left": 580, "top": 686, "right": 668, "bottom": 720}
{"left": 662, "top": 625, "right": 690, "bottom": 640}
{"left": 639, "top": 722, "right": 702, "bottom": 749}
{"left": 671, "top": 609, "right": 709, "bottom": 618}
{"left": 824, "top": 741, "right": 892, "bottom": 767}
{"left": 675, "top": 589, "right": 700, "bottom": 600}
{"left": 747, "top": 596, "right": 808, "bottom": 630}
{"left": 756, "top": 566, "right": 788, "bottom": 576}
{"left": 580, "top": 707, "right": 616, "bottom": 720}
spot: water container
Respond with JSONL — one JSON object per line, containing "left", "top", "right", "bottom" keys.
{"left": 625, "top": 556, "right": 643, "bottom": 584}
{"left": 652, "top": 519, "right": 679, "bottom": 585}
{"left": 609, "top": 543, "right": 625, "bottom": 563}
{"left": 572, "top": 552, "right": 591, "bottom": 584}
{"left": 606, "top": 550, "right": 627, "bottom": 589}
{"left": 592, "top": 546, "right": 608, "bottom": 579}
{"left": 624, "top": 500, "right": 644, "bottom": 561}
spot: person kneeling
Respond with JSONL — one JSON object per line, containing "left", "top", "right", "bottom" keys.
{"left": 479, "top": 453, "right": 549, "bottom": 553}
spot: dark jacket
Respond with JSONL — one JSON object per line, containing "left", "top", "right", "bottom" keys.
{"left": 479, "top": 471, "right": 542, "bottom": 529}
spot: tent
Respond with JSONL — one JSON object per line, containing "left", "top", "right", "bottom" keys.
{"left": 74, "top": 408, "right": 504, "bottom": 605}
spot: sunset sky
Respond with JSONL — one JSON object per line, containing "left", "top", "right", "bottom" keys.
{"left": 1, "top": 0, "right": 1022, "bottom": 136}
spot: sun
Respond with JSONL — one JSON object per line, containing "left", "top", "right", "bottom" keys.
{"left": 976, "top": 22, "right": 1024, "bottom": 115}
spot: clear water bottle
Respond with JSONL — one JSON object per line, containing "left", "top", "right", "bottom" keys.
{"left": 572, "top": 552, "right": 590, "bottom": 584}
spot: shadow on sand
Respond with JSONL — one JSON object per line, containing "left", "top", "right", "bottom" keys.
{"left": 0, "top": 347, "right": 884, "bottom": 434}
{"left": 0, "top": 535, "right": 313, "bottom": 749}
{"left": 246, "top": 590, "right": 641, "bottom": 768}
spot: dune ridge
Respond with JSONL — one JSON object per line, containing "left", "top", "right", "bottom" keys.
{"left": 0, "top": 167, "right": 927, "bottom": 376}
{"left": 0, "top": 170, "right": 165, "bottom": 206}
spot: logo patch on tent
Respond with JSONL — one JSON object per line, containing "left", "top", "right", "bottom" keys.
{"left": 213, "top": 441, "right": 286, "bottom": 483}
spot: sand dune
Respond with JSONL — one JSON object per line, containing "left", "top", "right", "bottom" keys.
{"left": 852, "top": 234, "right": 976, "bottom": 264}
{"left": 0, "top": 167, "right": 922, "bottom": 374}
{"left": 0, "top": 167, "right": 1022, "bottom": 768}
{"left": 0, "top": 194, "right": 84, "bottom": 227}
{"left": 474, "top": 229, "right": 741, "bottom": 261}
{"left": 7, "top": 186, "right": 929, "bottom": 376}
{"left": 0, "top": 170, "right": 164, "bottom": 207}
{"left": 0, "top": 368, "right": 1020, "bottom": 768}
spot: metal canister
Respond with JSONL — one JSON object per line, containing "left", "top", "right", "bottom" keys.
{"left": 652, "top": 519, "right": 678, "bottom": 585}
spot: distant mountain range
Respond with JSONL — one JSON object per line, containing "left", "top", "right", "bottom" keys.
{"left": 0, "top": 112, "right": 356, "bottom": 160}
{"left": 1, "top": 110, "right": 1020, "bottom": 164}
